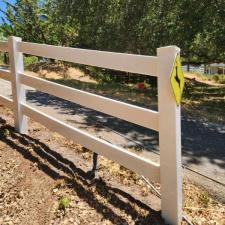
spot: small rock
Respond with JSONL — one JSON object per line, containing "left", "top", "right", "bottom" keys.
{"left": 8, "top": 221, "right": 13, "bottom": 225}
{"left": 53, "top": 188, "right": 58, "bottom": 193}
{"left": 69, "top": 218, "right": 74, "bottom": 222}
{"left": 14, "top": 217, "right": 20, "bottom": 224}
{"left": 4, "top": 216, "right": 10, "bottom": 222}
{"left": 18, "top": 191, "right": 24, "bottom": 199}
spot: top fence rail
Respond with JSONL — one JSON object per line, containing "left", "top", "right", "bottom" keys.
{"left": 1, "top": 40, "right": 158, "bottom": 76}
{"left": 18, "top": 42, "right": 158, "bottom": 76}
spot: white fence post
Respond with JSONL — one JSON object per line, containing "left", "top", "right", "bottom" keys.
{"left": 8, "top": 36, "right": 27, "bottom": 134}
{"left": 157, "top": 46, "right": 182, "bottom": 225}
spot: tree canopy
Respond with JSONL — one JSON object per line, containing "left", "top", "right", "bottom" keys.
{"left": 0, "top": 0, "right": 224, "bottom": 64}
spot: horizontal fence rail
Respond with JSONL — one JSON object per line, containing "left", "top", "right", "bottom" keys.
{"left": 18, "top": 42, "right": 158, "bottom": 76}
{"left": 0, "top": 69, "right": 11, "bottom": 81}
{"left": 0, "top": 95, "right": 13, "bottom": 108}
{"left": 22, "top": 103, "right": 160, "bottom": 182}
{"left": 0, "top": 41, "right": 8, "bottom": 52}
{"left": 0, "top": 36, "right": 182, "bottom": 225}
{"left": 20, "top": 73, "right": 159, "bottom": 131}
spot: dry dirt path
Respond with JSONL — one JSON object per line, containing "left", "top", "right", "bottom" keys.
{"left": 0, "top": 107, "right": 164, "bottom": 225}
{"left": 184, "top": 73, "right": 224, "bottom": 86}
{"left": 0, "top": 78, "right": 225, "bottom": 202}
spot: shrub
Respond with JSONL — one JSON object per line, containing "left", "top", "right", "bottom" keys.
{"left": 218, "top": 75, "right": 225, "bottom": 84}
{"left": 24, "top": 55, "right": 38, "bottom": 68}
{"left": 212, "top": 74, "right": 219, "bottom": 82}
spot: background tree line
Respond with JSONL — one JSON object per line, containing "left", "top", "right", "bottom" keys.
{"left": 0, "top": 0, "right": 224, "bottom": 67}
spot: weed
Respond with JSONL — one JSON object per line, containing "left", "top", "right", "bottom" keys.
{"left": 24, "top": 56, "right": 38, "bottom": 68}
{"left": 59, "top": 197, "right": 71, "bottom": 210}
{"left": 198, "top": 192, "right": 210, "bottom": 208}
{"left": 54, "top": 179, "right": 65, "bottom": 189}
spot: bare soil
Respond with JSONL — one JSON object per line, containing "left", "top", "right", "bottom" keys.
{"left": 26, "top": 63, "right": 97, "bottom": 84}
{"left": 0, "top": 105, "right": 224, "bottom": 225}
{"left": 0, "top": 106, "right": 163, "bottom": 225}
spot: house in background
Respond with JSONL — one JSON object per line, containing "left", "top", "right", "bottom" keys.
{"left": 205, "top": 63, "right": 225, "bottom": 75}
{"left": 182, "top": 63, "right": 225, "bottom": 75}
{"left": 182, "top": 64, "right": 205, "bottom": 74}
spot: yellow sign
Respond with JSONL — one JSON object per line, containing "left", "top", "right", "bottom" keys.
{"left": 170, "top": 54, "right": 184, "bottom": 106}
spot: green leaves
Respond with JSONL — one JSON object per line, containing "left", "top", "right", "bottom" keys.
{"left": 58, "top": 197, "right": 71, "bottom": 210}
{"left": 0, "top": 0, "right": 224, "bottom": 63}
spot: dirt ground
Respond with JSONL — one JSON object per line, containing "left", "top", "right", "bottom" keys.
{"left": 0, "top": 106, "right": 224, "bottom": 225}
{"left": 184, "top": 73, "right": 224, "bottom": 86}
{"left": 0, "top": 106, "right": 163, "bottom": 225}
{"left": 26, "top": 63, "right": 97, "bottom": 84}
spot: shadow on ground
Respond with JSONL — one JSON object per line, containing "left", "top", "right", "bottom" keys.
{"left": 26, "top": 88, "right": 225, "bottom": 172}
{"left": 0, "top": 117, "right": 164, "bottom": 225}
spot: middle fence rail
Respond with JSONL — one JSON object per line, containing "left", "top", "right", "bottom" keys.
{"left": 0, "top": 36, "right": 182, "bottom": 225}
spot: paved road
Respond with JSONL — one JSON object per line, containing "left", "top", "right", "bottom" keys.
{"left": 1, "top": 78, "right": 225, "bottom": 196}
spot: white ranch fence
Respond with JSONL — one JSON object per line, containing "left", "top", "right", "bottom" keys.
{"left": 0, "top": 36, "right": 182, "bottom": 225}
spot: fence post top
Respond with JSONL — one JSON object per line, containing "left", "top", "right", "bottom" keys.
{"left": 157, "top": 45, "right": 180, "bottom": 55}
{"left": 157, "top": 45, "right": 181, "bottom": 78}
{"left": 9, "top": 36, "right": 22, "bottom": 42}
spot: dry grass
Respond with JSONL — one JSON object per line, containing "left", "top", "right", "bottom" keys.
{"left": 68, "top": 144, "right": 225, "bottom": 225}
{"left": 183, "top": 180, "right": 225, "bottom": 224}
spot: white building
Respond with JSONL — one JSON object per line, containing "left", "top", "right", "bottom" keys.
{"left": 182, "top": 63, "right": 225, "bottom": 75}
{"left": 205, "top": 63, "right": 225, "bottom": 75}
{"left": 182, "top": 64, "right": 204, "bottom": 74}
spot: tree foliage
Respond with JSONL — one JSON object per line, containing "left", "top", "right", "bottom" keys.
{"left": 0, "top": 0, "right": 224, "bottom": 64}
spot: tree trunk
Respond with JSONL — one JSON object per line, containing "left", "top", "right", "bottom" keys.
{"left": 187, "top": 60, "right": 190, "bottom": 72}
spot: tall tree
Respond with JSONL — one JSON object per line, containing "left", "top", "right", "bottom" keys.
{"left": 1, "top": 0, "right": 224, "bottom": 63}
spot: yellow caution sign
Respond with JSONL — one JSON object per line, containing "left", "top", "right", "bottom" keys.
{"left": 170, "top": 54, "right": 184, "bottom": 106}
